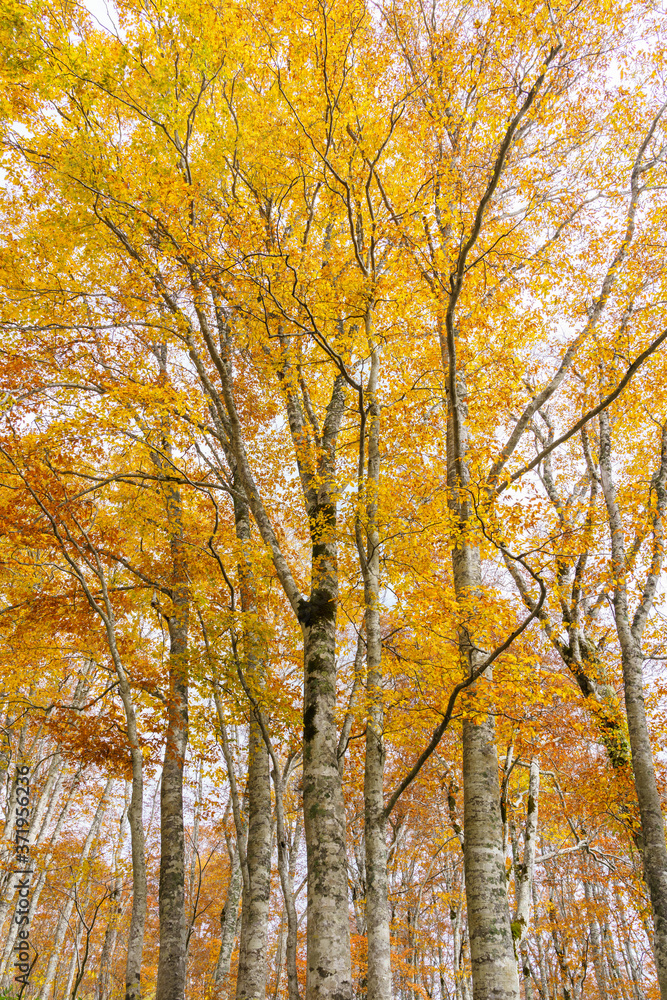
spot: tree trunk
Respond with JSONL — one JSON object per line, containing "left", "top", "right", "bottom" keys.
{"left": 614, "top": 888, "right": 644, "bottom": 1000}
{"left": 125, "top": 718, "right": 147, "bottom": 1000}
{"left": 301, "top": 594, "right": 352, "bottom": 1000}
{"left": 270, "top": 760, "right": 301, "bottom": 1000}
{"left": 514, "top": 760, "right": 540, "bottom": 948}
{"left": 213, "top": 853, "right": 243, "bottom": 992}
{"left": 153, "top": 388, "right": 191, "bottom": 1000}
{"left": 514, "top": 761, "right": 539, "bottom": 1000}
{"left": 358, "top": 329, "right": 393, "bottom": 1000}
{"left": 450, "top": 489, "right": 519, "bottom": 999}
{"left": 233, "top": 485, "right": 271, "bottom": 1000}
{"left": 461, "top": 708, "right": 520, "bottom": 1000}
{"left": 156, "top": 608, "right": 189, "bottom": 1000}
{"left": 97, "top": 783, "right": 131, "bottom": 1000}
{"left": 196, "top": 321, "right": 351, "bottom": 1000}
{"left": 441, "top": 267, "right": 520, "bottom": 1000}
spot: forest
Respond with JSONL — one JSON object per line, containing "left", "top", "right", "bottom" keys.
{"left": 0, "top": 0, "right": 666, "bottom": 999}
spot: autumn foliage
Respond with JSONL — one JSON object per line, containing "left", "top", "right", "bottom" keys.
{"left": 0, "top": 1, "right": 666, "bottom": 1000}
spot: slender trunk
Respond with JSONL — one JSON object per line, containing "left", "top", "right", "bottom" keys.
{"left": 156, "top": 610, "right": 189, "bottom": 1000}
{"left": 93, "top": 611, "right": 146, "bottom": 1000}
{"left": 582, "top": 879, "right": 606, "bottom": 1000}
{"left": 451, "top": 898, "right": 464, "bottom": 1000}
{"left": 273, "top": 907, "right": 287, "bottom": 1000}
{"left": 186, "top": 758, "right": 204, "bottom": 964}
{"left": 271, "top": 804, "right": 301, "bottom": 1000}
{"left": 613, "top": 629, "right": 667, "bottom": 997}
{"left": 514, "top": 761, "right": 539, "bottom": 1000}
{"left": 213, "top": 853, "right": 243, "bottom": 991}
{"left": 199, "top": 321, "right": 350, "bottom": 1000}
{"left": 513, "top": 760, "right": 540, "bottom": 947}
{"left": 97, "top": 783, "right": 131, "bottom": 1000}
{"left": 358, "top": 328, "right": 392, "bottom": 1000}
{"left": 284, "top": 816, "right": 301, "bottom": 1000}
{"left": 125, "top": 719, "right": 147, "bottom": 1000}
{"left": 599, "top": 411, "right": 667, "bottom": 1000}
{"left": 442, "top": 295, "right": 519, "bottom": 1000}
{"left": 233, "top": 484, "right": 271, "bottom": 1000}
{"left": 271, "top": 764, "right": 301, "bottom": 1000}
{"left": 531, "top": 883, "right": 549, "bottom": 1000}
{"left": 28, "top": 750, "right": 63, "bottom": 844}
{"left": 214, "top": 686, "right": 250, "bottom": 990}
{"left": 601, "top": 903, "right": 627, "bottom": 1000}
{"left": 519, "top": 941, "right": 533, "bottom": 1000}
{"left": 155, "top": 413, "right": 190, "bottom": 1000}
{"left": 235, "top": 716, "right": 271, "bottom": 1000}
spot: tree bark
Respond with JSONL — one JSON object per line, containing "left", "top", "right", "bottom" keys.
{"left": 214, "top": 853, "right": 243, "bottom": 992}
{"left": 233, "top": 484, "right": 272, "bottom": 1000}
{"left": 155, "top": 371, "right": 191, "bottom": 1000}
{"left": 513, "top": 760, "right": 539, "bottom": 949}
{"left": 155, "top": 605, "right": 189, "bottom": 1000}
{"left": 290, "top": 375, "right": 352, "bottom": 1000}
{"left": 301, "top": 583, "right": 352, "bottom": 1000}
{"left": 582, "top": 878, "right": 606, "bottom": 1000}
{"left": 124, "top": 700, "right": 147, "bottom": 1000}
{"left": 446, "top": 368, "right": 520, "bottom": 1000}
{"left": 357, "top": 329, "right": 392, "bottom": 1000}
{"left": 191, "top": 312, "right": 351, "bottom": 1000}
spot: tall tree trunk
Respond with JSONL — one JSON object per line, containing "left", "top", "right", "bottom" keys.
{"left": 290, "top": 373, "right": 352, "bottom": 1000}
{"left": 185, "top": 757, "right": 204, "bottom": 967}
{"left": 460, "top": 707, "right": 519, "bottom": 1000}
{"left": 514, "top": 761, "right": 540, "bottom": 1000}
{"left": 156, "top": 605, "right": 189, "bottom": 1000}
{"left": 235, "top": 717, "right": 271, "bottom": 1000}
{"left": 192, "top": 317, "right": 351, "bottom": 1000}
{"left": 356, "top": 323, "right": 392, "bottom": 1000}
{"left": 64, "top": 919, "right": 84, "bottom": 999}
{"left": 233, "top": 483, "right": 271, "bottom": 1000}
{"left": 213, "top": 852, "right": 243, "bottom": 992}
{"left": 446, "top": 373, "right": 520, "bottom": 1000}
{"left": 269, "top": 757, "right": 301, "bottom": 1000}
{"left": 301, "top": 585, "right": 352, "bottom": 1000}
{"left": 125, "top": 708, "right": 147, "bottom": 1000}
{"left": 531, "top": 883, "right": 550, "bottom": 1000}
{"left": 513, "top": 760, "right": 540, "bottom": 948}
{"left": 599, "top": 410, "right": 667, "bottom": 1000}
{"left": 155, "top": 392, "right": 190, "bottom": 1000}
{"left": 213, "top": 690, "right": 249, "bottom": 999}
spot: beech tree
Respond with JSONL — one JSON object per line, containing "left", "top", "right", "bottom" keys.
{"left": 0, "top": 1, "right": 666, "bottom": 1000}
